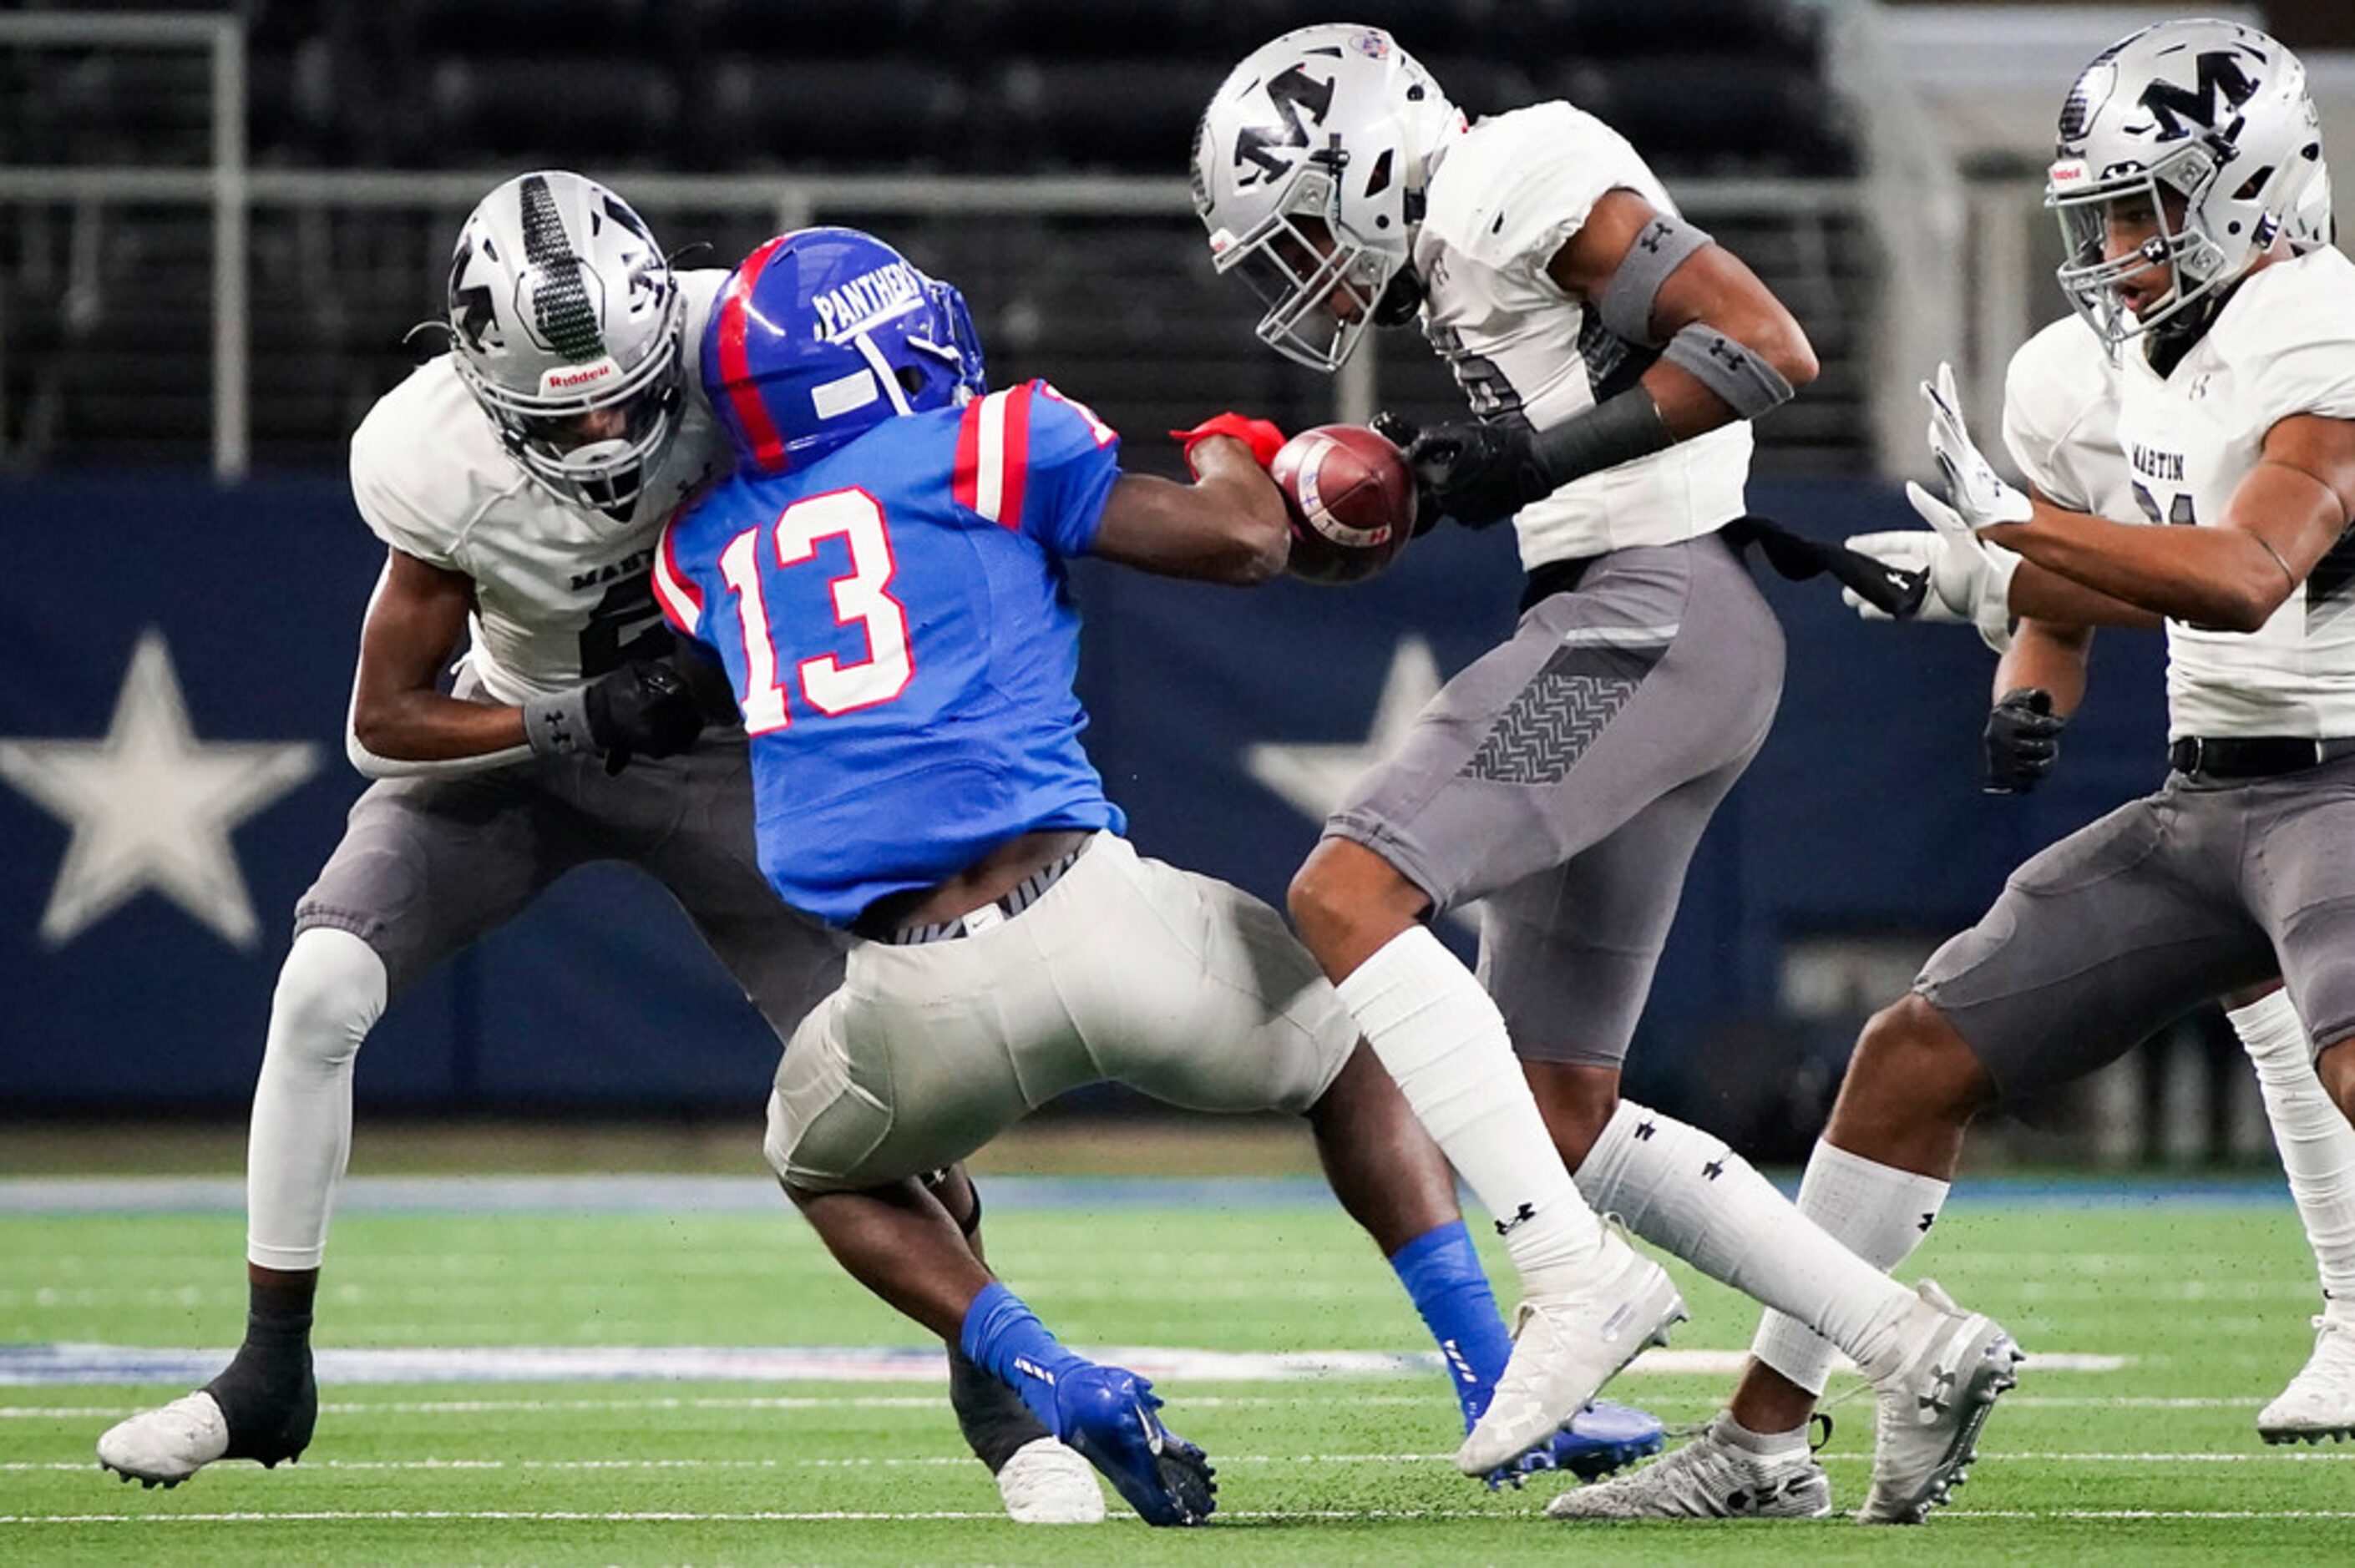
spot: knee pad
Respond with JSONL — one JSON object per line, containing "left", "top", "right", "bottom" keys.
{"left": 268, "top": 927, "right": 388, "bottom": 1070}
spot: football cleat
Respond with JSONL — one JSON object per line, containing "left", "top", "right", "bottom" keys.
{"left": 2258, "top": 1309, "right": 2355, "bottom": 1444}
{"left": 1051, "top": 1366, "right": 1216, "bottom": 1527}
{"left": 1858, "top": 1278, "right": 2023, "bottom": 1524}
{"left": 1486, "top": 1399, "right": 1669, "bottom": 1489}
{"left": 1456, "top": 1232, "right": 1687, "bottom": 1476}
{"left": 97, "top": 1392, "right": 231, "bottom": 1489}
{"left": 1547, "top": 1413, "right": 1833, "bottom": 1520}
{"left": 993, "top": 1436, "right": 1108, "bottom": 1524}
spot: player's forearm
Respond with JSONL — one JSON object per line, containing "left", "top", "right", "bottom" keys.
{"left": 1981, "top": 500, "right": 2291, "bottom": 633}
{"left": 2004, "top": 558, "right": 2161, "bottom": 629}
{"left": 347, "top": 690, "right": 529, "bottom": 777}
{"left": 1994, "top": 619, "right": 2093, "bottom": 713}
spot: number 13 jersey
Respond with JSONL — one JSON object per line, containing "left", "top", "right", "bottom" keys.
{"left": 654, "top": 380, "right": 1127, "bottom": 926}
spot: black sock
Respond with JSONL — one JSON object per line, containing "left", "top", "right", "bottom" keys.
{"left": 201, "top": 1277, "right": 319, "bottom": 1464}
{"left": 947, "top": 1344, "right": 1051, "bottom": 1473}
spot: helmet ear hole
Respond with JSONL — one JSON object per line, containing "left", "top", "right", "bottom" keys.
{"left": 895, "top": 365, "right": 929, "bottom": 397}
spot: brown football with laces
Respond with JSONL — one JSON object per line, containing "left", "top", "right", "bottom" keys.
{"left": 1269, "top": 424, "right": 1418, "bottom": 586}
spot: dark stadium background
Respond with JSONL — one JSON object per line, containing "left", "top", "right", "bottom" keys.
{"left": 7, "top": 0, "right": 2347, "bottom": 1167}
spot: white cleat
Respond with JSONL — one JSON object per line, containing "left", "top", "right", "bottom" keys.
{"left": 2259, "top": 1309, "right": 2355, "bottom": 1445}
{"left": 1547, "top": 1413, "right": 1832, "bottom": 1520}
{"left": 1858, "top": 1278, "right": 2023, "bottom": 1525}
{"left": 1456, "top": 1232, "right": 1687, "bottom": 1477}
{"left": 995, "top": 1435, "right": 1108, "bottom": 1524}
{"left": 96, "top": 1391, "right": 230, "bottom": 1489}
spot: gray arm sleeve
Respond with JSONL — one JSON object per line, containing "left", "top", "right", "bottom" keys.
{"left": 1596, "top": 212, "right": 1713, "bottom": 346}
{"left": 1528, "top": 387, "right": 1677, "bottom": 490}
{"left": 1660, "top": 323, "right": 1795, "bottom": 421}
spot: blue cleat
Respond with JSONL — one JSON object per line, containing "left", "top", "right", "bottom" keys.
{"left": 1051, "top": 1366, "right": 1216, "bottom": 1526}
{"left": 1485, "top": 1399, "right": 1666, "bottom": 1490}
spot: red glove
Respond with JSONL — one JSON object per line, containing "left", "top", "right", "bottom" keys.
{"left": 1171, "top": 412, "right": 1286, "bottom": 474}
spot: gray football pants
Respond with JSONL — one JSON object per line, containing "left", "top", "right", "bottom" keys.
{"left": 1326, "top": 530, "right": 1785, "bottom": 1068}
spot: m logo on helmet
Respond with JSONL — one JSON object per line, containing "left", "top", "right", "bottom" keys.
{"left": 1235, "top": 64, "right": 1336, "bottom": 185}
{"left": 2138, "top": 49, "right": 2260, "bottom": 141}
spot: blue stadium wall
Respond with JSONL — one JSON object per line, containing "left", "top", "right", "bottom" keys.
{"left": 0, "top": 473, "right": 2170, "bottom": 1125}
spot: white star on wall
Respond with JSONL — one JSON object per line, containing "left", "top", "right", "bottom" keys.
{"left": 1245, "top": 635, "right": 1442, "bottom": 822}
{"left": 0, "top": 629, "right": 321, "bottom": 949}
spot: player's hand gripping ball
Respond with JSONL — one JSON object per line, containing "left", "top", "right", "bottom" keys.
{"left": 1269, "top": 423, "right": 1417, "bottom": 586}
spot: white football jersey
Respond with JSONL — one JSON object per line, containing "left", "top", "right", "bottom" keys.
{"left": 347, "top": 270, "right": 732, "bottom": 706}
{"left": 2001, "top": 315, "right": 2137, "bottom": 521}
{"left": 2108, "top": 246, "right": 2355, "bottom": 739}
{"left": 1413, "top": 102, "right": 1752, "bottom": 569}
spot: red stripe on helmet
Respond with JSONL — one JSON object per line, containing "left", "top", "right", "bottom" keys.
{"left": 717, "top": 236, "right": 793, "bottom": 473}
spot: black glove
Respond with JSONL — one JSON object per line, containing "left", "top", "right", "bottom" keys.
{"left": 1984, "top": 688, "right": 2066, "bottom": 794}
{"left": 1370, "top": 411, "right": 1443, "bottom": 537}
{"left": 1398, "top": 418, "right": 1546, "bottom": 529}
{"left": 582, "top": 661, "right": 706, "bottom": 775}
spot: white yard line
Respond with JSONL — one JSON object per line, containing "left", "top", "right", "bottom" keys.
{"left": 0, "top": 1343, "right": 2132, "bottom": 1388}
{"left": 8, "top": 1506, "right": 2355, "bottom": 1525}
{"left": 8, "top": 1448, "right": 2348, "bottom": 1474}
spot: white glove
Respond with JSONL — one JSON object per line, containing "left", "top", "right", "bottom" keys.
{"left": 1840, "top": 483, "right": 2020, "bottom": 652}
{"left": 1922, "top": 361, "right": 2032, "bottom": 529}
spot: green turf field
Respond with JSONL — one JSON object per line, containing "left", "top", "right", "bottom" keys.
{"left": 3, "top": 1183, "right": 2348, "bottom": 1564}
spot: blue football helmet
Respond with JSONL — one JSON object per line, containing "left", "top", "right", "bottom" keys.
{"left": 702, "top": 226, "right": 986, "bottom": 474}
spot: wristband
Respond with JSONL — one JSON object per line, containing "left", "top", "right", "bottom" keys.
{"left": 521, "top": 686, "right": 596, "bottom": 758}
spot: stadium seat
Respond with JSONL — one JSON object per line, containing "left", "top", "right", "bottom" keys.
{"left": 421, "top": 56, "right": 679, "bottom": 169}
{"left": 689, "top": 58, "right": 965, "bottom": 172}
{"left": 992, "top": 57, "right": 1230, "bottom": 174}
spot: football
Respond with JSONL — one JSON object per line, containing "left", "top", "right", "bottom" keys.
{"left": 1269, "top": 423, "right": 1418, "bottom": 586}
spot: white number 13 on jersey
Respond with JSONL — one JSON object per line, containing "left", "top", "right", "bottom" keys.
{"left": 717, "top": 488, "right": 914, "bottom": 732}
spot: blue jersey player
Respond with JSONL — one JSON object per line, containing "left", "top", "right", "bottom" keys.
{"left": 656, "top": 228, "right": 1661, "bottom": 1524}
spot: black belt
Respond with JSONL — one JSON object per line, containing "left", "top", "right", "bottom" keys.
{"left": 856, "top": 837, "right": 1093, "bottom": 945}
{"left": 2167, "top": 736, "right": 2355, "bottom": 779}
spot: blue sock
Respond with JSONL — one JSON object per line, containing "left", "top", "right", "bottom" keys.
{"left": 1390, "top": 1220, "right": 1516, "bottom": 1429}
{"left": 958, "top": 1281, "right": 1090, "bottom": 1436}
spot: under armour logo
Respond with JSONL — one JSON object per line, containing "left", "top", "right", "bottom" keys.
{"left": 1494, "top": 1201, "right": 1538, "bottom": 1237}
{"left": 1701, "top": 1159, "right": 1725, "bottom": 1181}
{"left": 1638, "top": 220, "right": 1670, "bottom": 255}
{"left": 1706, "top": 336, "right": 1748, "bottom": 371}
{"left": 1725, "top": 1477, "right": 1806, "bottom": 1515}
{"left": 1633, "top": 1120, "right": 1657, "bottom": 1141}
{"left": 1918, "top": 1211, "right": 1937, "bottom": 1233}
{"left": 1917, "top": 1363, "right": 1957, "bottom": 1418}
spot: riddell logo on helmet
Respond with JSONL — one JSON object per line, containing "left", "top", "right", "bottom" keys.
{"left": 541, "top": 362, "right": 617, "bottom": 393}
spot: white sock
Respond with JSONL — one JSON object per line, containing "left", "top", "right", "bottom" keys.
{"left": 246, "top": 928, "right": 387, "bottom": 1271}
{"left": 1334, "top": 925, "right": 1604, "bottom": 1289}
{"left": 1575, "top": 1104, "right": 1917, "bottom": 1379}
{"left": 2231, "top": 991, "right": 2355, "bottom": 1305}
{"left": 1745, "top": 1140, "right": 1951, "bottom": 1397}
{"left": 1712, "top": 1409, "right": 1809, "bottom": 1458}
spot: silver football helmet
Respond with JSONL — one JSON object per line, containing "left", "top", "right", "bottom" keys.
{"left": 1193, "top": 24, "right": 1462, "bottom": 372}
{"left": 2047, "top": 19, "right": 2322, "bottom": 346}
{"left": 2290, "top": 154, "right": 2335, "bottom": 253}
{"left": 445, "top": 170, "right": 686, "bottom": 513}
